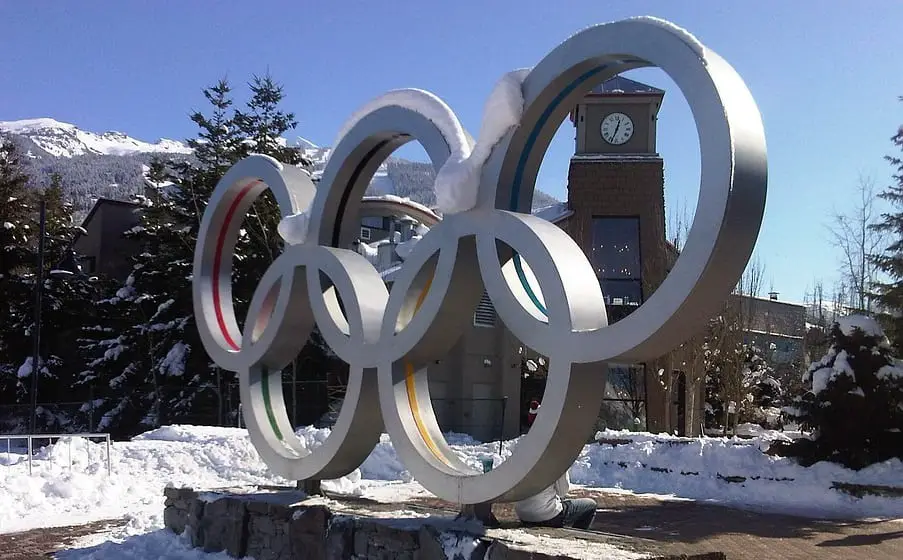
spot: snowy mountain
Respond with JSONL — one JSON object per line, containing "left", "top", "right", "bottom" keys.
{"left": 0, "top": 118, "right": 191, "bottom": 158}
{"left": 0, "top": 118, "right": 559, "bottom": 218}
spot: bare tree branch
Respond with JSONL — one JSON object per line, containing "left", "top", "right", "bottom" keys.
{"left": 827, "top": 175, "right": 888, "bottom": 314}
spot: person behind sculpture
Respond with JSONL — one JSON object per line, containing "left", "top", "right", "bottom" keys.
{"left": 526, "top": 399, "right": 540, "bottom": 428}
{"left": 514, "top": 468, "right": 597, "bottom": 529}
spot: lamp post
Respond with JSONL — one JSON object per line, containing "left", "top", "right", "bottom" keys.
{"left": 29, "top": 199, "right": 84, "bottom": 434}
{"left": 29, "top": 200, "right": 46, "bottom": 434}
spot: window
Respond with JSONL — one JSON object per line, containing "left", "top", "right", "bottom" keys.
{"left": 473, "top": 291, "right": 496, "bottom": 328}
{"left": 361, "top": 216, "right": 387, "bottom": 230}
{"left": 592, "top": 217, "right": 642, "bottom": 322}
{"left": 360, "top": 227, "right": 372, "bottom": 241}
{"left": 598, "top": 363, "right": 647, "bottom": 431}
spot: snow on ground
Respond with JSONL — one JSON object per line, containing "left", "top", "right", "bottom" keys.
{"left": 575, "top": 429, "right": 903, "bottom": 520}
{"left": 1, "top": 424, "right": 902, "bottom": 557}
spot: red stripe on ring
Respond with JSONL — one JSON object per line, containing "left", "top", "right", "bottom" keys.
{"left": 212, "top": 180, "right": 260, "bottom": 350}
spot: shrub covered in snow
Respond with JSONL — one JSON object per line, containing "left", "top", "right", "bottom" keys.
{"left": 705, "top": 342, "right": 784, "bottom": 432}
{"left": 778, "top": 316, "right": 903, "bottom": 469}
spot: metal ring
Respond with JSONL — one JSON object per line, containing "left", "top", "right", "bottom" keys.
{"left": 238, "top": 244, "right": 387, "bottom": 480}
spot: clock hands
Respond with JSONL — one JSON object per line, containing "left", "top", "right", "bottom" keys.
{"left": 611, "top": 117, "right": 621, "bottom": 141}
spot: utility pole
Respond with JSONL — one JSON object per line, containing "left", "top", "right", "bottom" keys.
{"left": 30, "top": 199, "right": 46, "bottom": 434}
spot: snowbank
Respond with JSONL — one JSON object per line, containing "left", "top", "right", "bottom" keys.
{"left": 3, "top": 423, "right": 902, "bottom": 554}
{"left": 574, "top": 429, "right": 903, "bottom": 519}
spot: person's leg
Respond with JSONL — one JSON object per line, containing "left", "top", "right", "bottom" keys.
{"left": 560, "top": 498, "right": 597, "bottom": 530}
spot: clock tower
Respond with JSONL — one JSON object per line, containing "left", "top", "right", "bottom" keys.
{"left": 562, "top": 75, "right": 674, "bottom": 432}
{"left": 564, "top": 75, "right": 667, "bottom": 321}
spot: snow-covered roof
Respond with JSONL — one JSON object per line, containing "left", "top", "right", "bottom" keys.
{"left": 746, "top": 329, "right": 804, "bottom": 341}
{"left": 741, "top": 294, "right": 806, "bottom": 309}
{"left": 360, "top": 195, "right": 441, "bottom": 225}
{"left": 531, "top": 202, "right": 572, "bottom": 224}
{"left": 588, "top": 76, "right": 664, "bottom": 96}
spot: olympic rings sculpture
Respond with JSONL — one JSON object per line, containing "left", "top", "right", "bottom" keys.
{"left": 193, "top": 17, "right": 767, "bottom": 505}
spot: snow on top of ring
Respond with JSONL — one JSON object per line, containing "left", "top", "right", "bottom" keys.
{"left": 332, "top": 88, "right": 470, "bottom": 159}
{"left": 433, "top": 68, "right": 530, "bottom": 214}
{"left": 624, "top": 16, "right": 707, "bottom": 61}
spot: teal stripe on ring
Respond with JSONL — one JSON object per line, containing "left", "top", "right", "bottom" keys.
{"left": 509, "top": 65, "right": 608, "bottom": 318}
{"left": 260, "top": 366, "right": 284, "bottom": 441}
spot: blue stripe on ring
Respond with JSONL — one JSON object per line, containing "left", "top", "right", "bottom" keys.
{"left": 509, "top": 65, "right": 608, "bottom": 318}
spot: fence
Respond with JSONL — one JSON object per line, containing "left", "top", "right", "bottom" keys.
{"left": 0, "top": 402, "right": 90, "bottom": 434}
{"left": 0, "top": 432, "right": 112, "bottom": 476}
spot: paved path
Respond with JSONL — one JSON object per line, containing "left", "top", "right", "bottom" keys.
{"left": 2, "top": 491, "right": 900, "bottom": 560}
{"left": 576, "top": 489, "right": 903, "bottom": 560}
{"left": 0, "top": 519, "right": 125, "bottom": 560}
{"left": 407, "top": 489, "right": 903, "bottom": 560}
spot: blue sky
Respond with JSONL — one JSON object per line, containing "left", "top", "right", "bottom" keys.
{"left": 1, "top": 1, "right": 902, "bottom": 304}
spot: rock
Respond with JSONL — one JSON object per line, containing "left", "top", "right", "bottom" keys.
{"left": 196, "top": 496, "right": 248, "bottom": 557}
{"left": 324, "top": 516, "right": 355, "bottom": 560}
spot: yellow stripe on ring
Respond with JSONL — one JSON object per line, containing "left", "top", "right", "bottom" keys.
{"left": 403, "top": 271, "right": 452, "bottom": 466}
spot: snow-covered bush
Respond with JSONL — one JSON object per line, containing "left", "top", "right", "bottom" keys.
{"left": 778, "top": 315, "right": 903, "bottom": 469}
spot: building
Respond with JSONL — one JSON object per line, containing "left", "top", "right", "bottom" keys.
{"left": 738, "top": 292, "right": 807, "bottom": 378}
{"left": 71, "top": 198, "right": 142, "bottom": 279}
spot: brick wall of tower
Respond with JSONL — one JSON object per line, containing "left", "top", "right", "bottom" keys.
{"left": 564, "top": 157, "right": 676, "bottom": 433}
{"left": 564, "top": 158, "right": 669, "bottom": 296}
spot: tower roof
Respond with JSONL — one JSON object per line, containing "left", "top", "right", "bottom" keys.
{"left": 589, "top": 75, "right": 664, "bottom": 96}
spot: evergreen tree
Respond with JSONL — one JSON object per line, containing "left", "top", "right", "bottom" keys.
{"left": 30, "top": 176, "right": 106, "bottom": 430}
{"left": 0, "top": 154, "right": 102, "bottom": 431}
{"left": 233, "top": 73, "right": 309, "bottom": 166}
{"left": 871, "top": 97, "right": 903, "bottom": 351}
{"left": 0, "top": 135, "right": 37, "bottom": 417}
{"left": 739, "top": 343, "right": 783, "bottom": 427}
{"left": 81, "top": 75, "right": 335, "bottom": 437}
{"left": 781, "top": 317, "right": 903, "bottom": 469}
{"left": 188, "top": 78, "right": 243, "bottom": 173}
{"left": 80, "top": 79, "right": 244, "bottom": 435}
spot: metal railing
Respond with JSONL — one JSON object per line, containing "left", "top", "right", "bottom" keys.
{"left": 0, "top": 432, "right": 112, "bottom": 476}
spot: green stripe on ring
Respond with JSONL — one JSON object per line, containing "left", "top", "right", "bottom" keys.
{"left": 510, "top": 65, "right": 608, "bottom": 318}
{"left": 260, "top": 366, "right": 284, "bottom": 441}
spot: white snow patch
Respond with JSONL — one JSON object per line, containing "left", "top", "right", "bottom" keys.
{"left": 16, "top": 357, "right": 34, "bottom": 378}
{"left": 158, "top": 342, "right": 188, "bottom": 377}
{"left": 333, "top": 89, "right": 469, "bottom": 159}
{"left": 362, "top": 194, "right": 438, "bottom": 220}
{"left": 0, "top": 118, "right": 191, "bottom": 158}
{"left": 487, "top": 528, "right": 648, "bottom": 560}
{"left": 877, "top": 363, "right": 903, "bottom": 380}
{"left": 810, "top": 349, "right": 856, "bottom": 395}
{"left": 277, "top": 211, "right": 310, "bottom": 245}
{"left": 433, "top": 69, "right": 530, "bottom": 214}
{"left": 0, "top": 117, "right": 77, "bottom": 133}
{"left": 394, "top": 236, "right": 422, "bottom": 260}
{"left": 838, "top": 314, "right": 886, "bottom": 338}
{"left": 625, "top": 16, "right": 707, "bottom": 62}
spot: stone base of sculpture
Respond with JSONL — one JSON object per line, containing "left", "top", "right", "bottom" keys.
{"left": 163, "top": 486, "right": 726, "bottom": 560}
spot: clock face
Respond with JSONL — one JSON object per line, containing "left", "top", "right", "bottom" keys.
{"left": 600, "top": 112, "right": 634, "bottom": 145}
